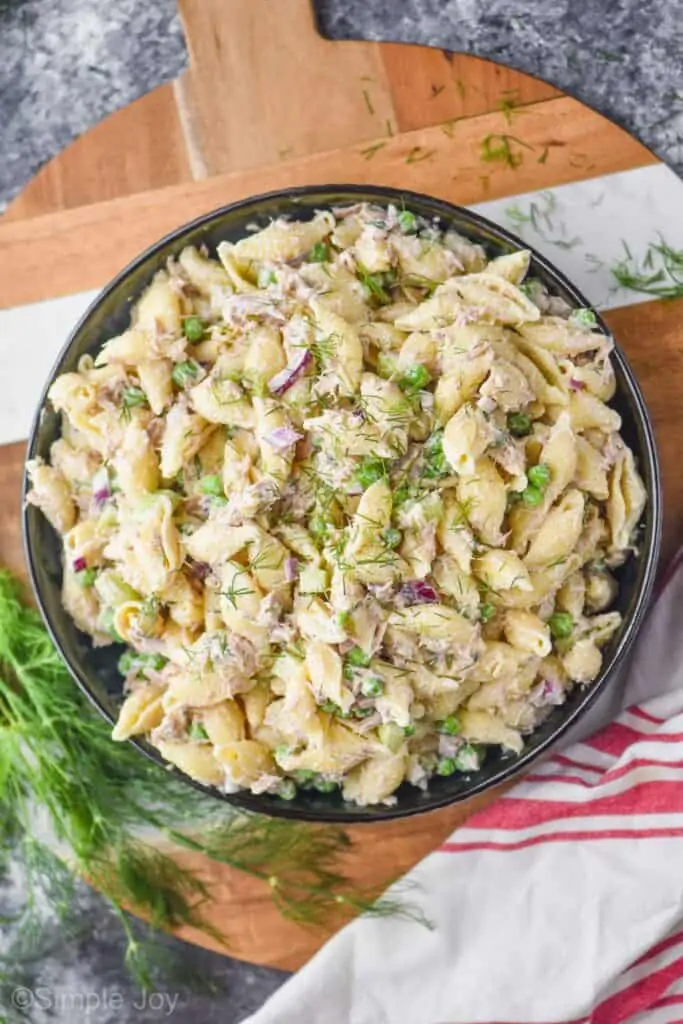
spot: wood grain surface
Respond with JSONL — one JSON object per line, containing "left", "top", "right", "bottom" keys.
{"left": 5, "top": 0, "right": 562, "bottom": 221}
{"left": 0, "top": 97, "right": 654, "bottom": 309}
{"left": 2, "top": 0, "right": 678, "bottom": 971}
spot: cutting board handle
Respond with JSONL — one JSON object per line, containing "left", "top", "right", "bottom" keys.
{"left": 175, "top": 0, "right": 396, "bottom": 178}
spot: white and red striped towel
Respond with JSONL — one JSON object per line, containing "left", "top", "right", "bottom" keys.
{"left": 247, "top": 551, "right": 683, "bottom": 1024}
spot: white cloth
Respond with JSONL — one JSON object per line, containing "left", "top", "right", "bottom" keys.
{"left": 247, "top": 553, "right": 683, "bottom": 1024}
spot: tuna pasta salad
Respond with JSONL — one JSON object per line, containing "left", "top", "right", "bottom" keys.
{"left": 27, "top": 203, "right": 647, "bottom": 807}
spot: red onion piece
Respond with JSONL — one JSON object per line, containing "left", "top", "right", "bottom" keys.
{"left": 399, "top": 580, "right": 439, "bottom": 605}
{"left": 569, "top": 377, "right": 587, "bottom": 391}
{"left": 186, "top": 558, "right": 211, "bottom": 582}
{"left": 93, "top": 487, "right": 111, "bottom": 506}
{"left": 438, "top": 734, "right": 462, "bottom": 758}
{"left": 541, "top": 678, "right": 566, "bottom": 706}
{"left": 73, "top": 556, "right": 87, "bottom": 573}
{"left": 264, "top": 426, "right": 304, "bottom": 451}
{"left": 284, "top": 556, "right": 298, "bottom": 582}
{"left": 268, "top": 349, "right": 313, "bottom": 396}
{"left": 530, "top": 677, "right": 565, "bottom": 707}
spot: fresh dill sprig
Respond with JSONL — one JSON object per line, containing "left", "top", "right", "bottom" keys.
{"left": 0, "top": 572, "right": 424, "bottom": 990}
{"left": 610, "top": 237, "right": 683, "bottom": 299}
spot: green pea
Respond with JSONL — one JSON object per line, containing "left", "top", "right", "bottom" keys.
{"left": 548, "top": 612, "right": 574, "bottom": 639}
{"left": 277, "top": 779, "right": 297, "bottom": 800}
{"left": 292, "top": 769, "right": 316, "bottom": 784}
{"left": 313, "top": 778, "right": 338, "bottom": 793}
{"left": 527, "top": 463, "right": 551, "bottom": 490}
{"left": 189, "top": 720, "right": 209, "bottom": 741}
{"left": 403, "top": 724, "right": 416, "bottom": 737}
{"left": 436, "top": 757, "right": 457, "bottom": 777}
{"left": 423, "top": 432, "right": 448, "bottom": 478}
{"left": 521, "top": 485, "right": 543, "bottom": 507}
{"left": 454, "top": 743, "right": 483, "bottom": 772}
{"left": 353, "top": 705, "right": 375, "bottom": 719}
{"left": 200, "top": 474, "right": 224, "bottom": 497}
{"left": 399, "top": 364, "right": 431, "bottom": 393}
{"left": 355, "top": 457, "right": 387, "bottom": 488}
{"left": 361, "top": 676, "right": 385, "bottom": 698}
{"left": 398, "top": 210, "right": 417, "bottom": 233}
{"left": 320, "top": 700, "right": 340, "bottom": 714}
{"left": 336, "top": 610, "right": 352, "bottom": 629}
{"left": 376, "top": 352, "right": 398, "bottom": 379}
{"left": 118, "top": 650, "right": 168, "bottom": 675}
{"left": 507, "top": 411, "right": 532, "bottom": 437}
{"left": 121, "top": 385, "right": 148, "bottom": 410}
{"left": 100, "top": 609, "right": 123, "bottom": 643}
{"left": 438, "top": 715, "right": 461, "bottom": 736}
{"left": 75, "top": 567, "right": 97, "bottom": 588}
{"left": 480, "top": 602, "right": 496, "bottom": 623}
{"left": 182, "top": 316, "right": 205, "bottom": 342}
{"left": 171, "top": 360, "right": 201, "bottom": 388}
{"left": 117, "top": 650, "right": 136, "bottom": 675}
{"left": 382, "top": 528, "right": 402, "bottom": 549}
{"left": 346, "top": 646, "right": 371, "bottom": 668}
{"left": 309, "top": 241, "right": 331, "bottom": 263}
{"left": 570, "top": 307, "right": 597, "bottom": 330}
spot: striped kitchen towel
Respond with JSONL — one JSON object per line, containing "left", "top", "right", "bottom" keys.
{"left": 247, "top": 551, "right": 683, "bottom": 1024}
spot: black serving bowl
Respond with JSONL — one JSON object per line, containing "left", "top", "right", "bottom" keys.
{"left": 23, "top": 185, "right": 662, "bottom": 823}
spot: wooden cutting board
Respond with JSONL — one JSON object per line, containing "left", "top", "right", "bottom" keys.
{"left": 2, "top": 0, "right": 682, "bottom": 972}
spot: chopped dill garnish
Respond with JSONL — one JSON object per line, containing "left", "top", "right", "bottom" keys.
{"left": 584, "top": 252, "right": 605, "bottom": 274}
{"left": 405, "top": 146, "right": 435, "bottom": 165}
{"left": 360, "top": 141, "right": 386, "bottom": 160}
{"left": 504, "top": 191, "right": 582, "bottom": 252}
{"left": 362, "top": 88, "right": 375, "bottom": 115}
{"left": 430, "top": 84, "right": 446, "bottom": 99}
{"left": 449, "top": 496, "right": 477, "bottom": 530}
{"left": 440, "top": 118, "right": 460, "bottom": 138}
{"left": 356, "top": 264, "right": 395, "bottom": 306}
{"left": 480, "top": 133, "right": 533, "bottom": 169}
{"left": 610, "top": 237, "right": 683, "bottom": 299}
{"left": 220, "top": 566, "right": 256, "bottom": 609}
{"left": 310, "top": 332, "right": 339, "bottom": 369}
{"left": 497, "top": 90, "right": 522, "bottom": 124}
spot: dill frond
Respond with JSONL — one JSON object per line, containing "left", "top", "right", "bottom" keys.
{"left": 611, "top": 236, "right": 683, "bottom": 299}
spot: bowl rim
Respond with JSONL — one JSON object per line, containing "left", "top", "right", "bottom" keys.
{"left": 22, "top": 183, "right": 663, "bottom": 823}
